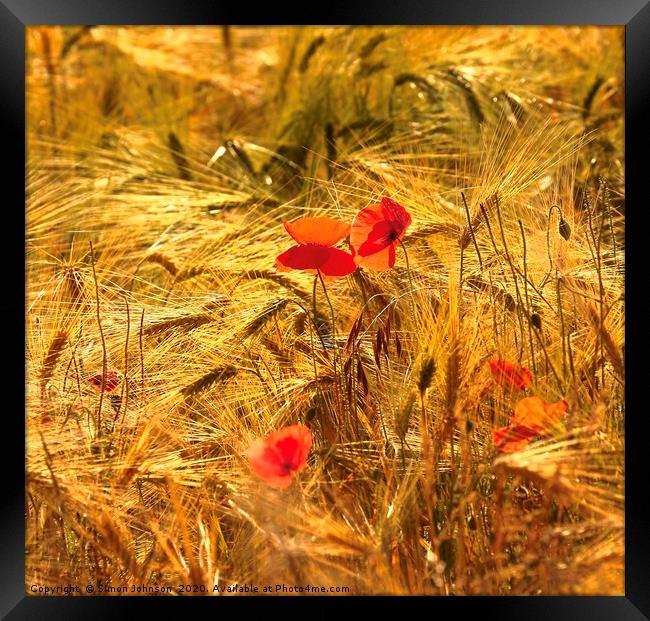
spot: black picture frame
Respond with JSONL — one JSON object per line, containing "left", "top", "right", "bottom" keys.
{"left": 7, "top": 1, "right": 649, "bottom": 618}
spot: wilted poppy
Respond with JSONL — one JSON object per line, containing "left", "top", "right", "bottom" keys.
{"left": 275, "top": 217, "right": 356, "bottom": 279}
{"left": 87, "top": 371, "right": 121, "bottom": 393}
{"left": 488, "top": 359, "right": 533, "bottom": 391}
{"left": 493, "top": 396, "right": 569, "bottom": 452}
{"left": 248, "top": 424, "right": 313, "bottom": 488}
{"left": 349, "top": 197, "right": 412, "bottom": 270}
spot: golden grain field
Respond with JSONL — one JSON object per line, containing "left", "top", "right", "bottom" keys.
{"left": 26, "top": 26, "right": 624, "bottom": 596}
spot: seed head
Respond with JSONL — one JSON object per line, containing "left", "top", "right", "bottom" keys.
{"left": 418, "top": 356, "right": 437, "bottom": 395}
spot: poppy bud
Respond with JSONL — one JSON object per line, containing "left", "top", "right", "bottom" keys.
{"left": 489, "top": 359, "right": 533, "bottom": 391}
{"left": 559, "top": 218, "right": 571, "bottom": 240}
{"left": 531, "top": 313, "right": 542, "bottom": 330}
{"left": 305, "top": 407, "right": 318, "bottom": 424}
{"left": 109, "top": 394, "right": 122, "bottom": 413}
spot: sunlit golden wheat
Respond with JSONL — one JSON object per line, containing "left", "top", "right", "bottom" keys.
{"left": 26, "top": 25, "right": 624, "bottom": 596}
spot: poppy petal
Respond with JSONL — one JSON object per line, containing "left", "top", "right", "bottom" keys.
{"left": 273, "top": 424, "right": 313, "bottom": 471}
{"left": 493, "top": 424, "right": 538, "bottom": 452}
{"left": 512, "top": 396, "right": 567, "bottom": 435}
{"left": 248, "top": 440, "right": 293, "bottom": 488}
{"left": 87, "top": 371, "right": 120, "bottom": 393}
{"left": 248, "top": 424, "right": 312, "bottom": 488}
{"left": 350, "top": 198, "right": 411, "bottom": 264}
{"left": 319, "top": 247, "right": 357, "bottom": 278}
{"left": 275, "top": 244, "right": 329, "bottom": 272}
{"left": 539, "top": 399, "right": 569, "bottom": 435}
{"left": 357, "top": 220, "right": 396, "bottom": 256}
{"left": 545, "top": 399, "right": 569, "bottom": 423}
{"left": 350, "top": 203, "right": 385, "bottom": 254}
{"left": 488, "top": 359, "right": 533, "bottom": 391}
{"left": 380, "top": 197, "right": 412, "bottom": 237}
{"left": 381, "top": 196, "right": 412, "bottom": 228}
{"left": 511, "top": 396, "right": 547, "bottom": 432}
{"left": 284, "top": 217, "right": 350, "bottom": 247}
{"left": 354, "top": 244, "right": 395, "bottom": 271}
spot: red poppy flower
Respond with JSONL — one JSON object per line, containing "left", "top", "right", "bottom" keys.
{"left": 492, "top": 424, "right": 538, "bottom": 453}
{"left": 275, "top": 217, "right": 356, "bottom": 279}
{"left": 488, "top": 359, "right": 533, "bottom": 391}
{"left": 349, "top": 197, "right": 412, "bottom": 270}
{"left": 248, "top": 424, "right": 313, "bottom": 488}
{"left": 511, "top": 396, "right": 568, "bottom": 434}
{"left": 493, "top": 396, "right": 569, "bottom": 452}
{"left": 87, "top": 371, "right": 121, "bottom": 393}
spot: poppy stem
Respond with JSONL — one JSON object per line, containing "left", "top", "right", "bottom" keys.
{"left": 518, "top": 219, "right": 538, "bottom": 379}
{"left": 317, "top": 270, "right": 342, "bottom": 419}
{"left": 107, "top": 295, "right": 131, "bottom": 459}
{"left": 89, "top": 240, "right": 107, "bottom": 442}
{"left": 307, "top": 311, "right": 319, "bottom": 383}
{"left": 546, "top": 204, "right": 565, "bottom": 276}
{"left": 493, "top": 196, "right": 527, "bottom": 363}
{"left": 317, "top": 270, "right": 337, "bottom": 366}
{"left": 397, "top": 238, "right": 416, "bottom": 312}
